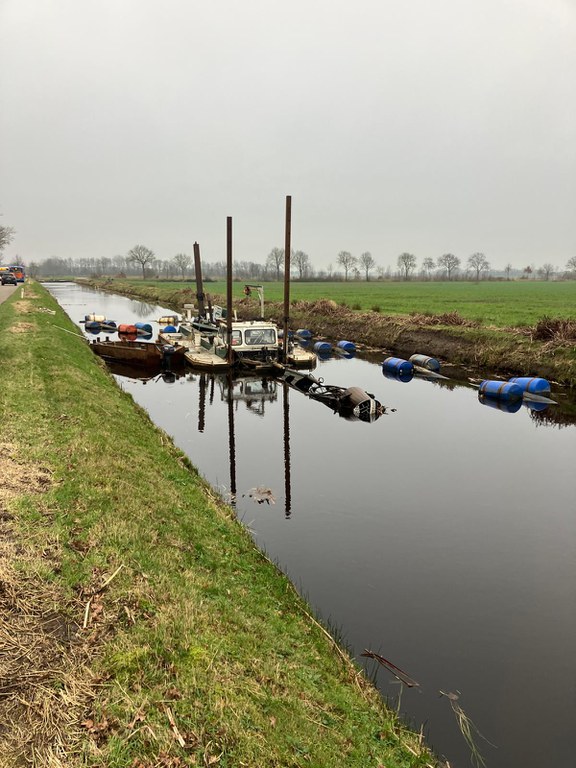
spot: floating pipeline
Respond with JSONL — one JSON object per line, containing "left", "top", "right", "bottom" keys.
{"left": 478, "top": 380, "right": 523, "bottom": 401}
{"left": 409, "top": 353, "right": 440, "bottom": 372}
{"left": 135, "top": 322, "right": 153, "bottom": 336}
{"left": 118, "top": 324, "right": 137, "bottom": 335}
{"left": 313, "top": 341, "right": 332, "bottom": 360}
{"left": 509, "top": 376, "right": 551, "bottom": 395}
{"left": 382, "top": 356, "right": 414, "bottom": 380}
{"left": 382, "top": 366, "right": 414, "bottom": 383}
{"left": 158, "top": 315, "right": 180, "bottom": 326}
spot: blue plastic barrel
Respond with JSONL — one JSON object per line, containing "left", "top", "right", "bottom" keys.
{"left": 313, "top": 341, "right": 332, "bottom": 354}
{"left": 337, "top": 340, "right": 356, "bottom": 353}
{"left": 382, "top": 356, "right": 414, "bottom": 377}
{"left": 162, "top": 324, "right": 178, "bottom": 333}
{"left": 84, "top": 321, "right": 101, "bottom": 331}
{"left": 478, "top": 380, "right": 523, "bottom": 400}
{"left": 135, "top": 322, "right": 153, "bottom": 335}
{"left": 409, "top": 354, "right": 440, "bottom": 372}
{"left": 101, "top": 320, "right": 117, "bottom": 331}
{"left": 383, "top": 367, "right": 413, "bottom": 383}
{"left": 478, "top": 393, "right": 522, "bottom": 413}
{"left": 508, "top": 376, "right": 551, "bottom": 395}
{"left": 296, "top": 329, "right": 312, "bottom": 339}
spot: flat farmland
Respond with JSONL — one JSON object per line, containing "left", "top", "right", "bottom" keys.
{"left": 198, "top": 280, "right": 576, "bottom": 328}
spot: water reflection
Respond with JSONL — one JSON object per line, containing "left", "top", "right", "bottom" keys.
{"left": 478, "top": 393, "right": 523, "bottom": 414}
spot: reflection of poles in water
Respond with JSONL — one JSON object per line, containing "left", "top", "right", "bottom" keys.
{"left": 282, "top": 382, "right": 292, "bottom": 519}
{"left": 227, "top": 373, "right": 237, "bottom": 509}
{"left": 209, "top": 375, "right": 215, "bottom": 405}
{"left": 198, "top": 373, "right": 207, "bottom": 433}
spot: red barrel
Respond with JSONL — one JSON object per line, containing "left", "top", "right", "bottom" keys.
{"left": 118, "top": 324, "right": 137, "bottom": 335}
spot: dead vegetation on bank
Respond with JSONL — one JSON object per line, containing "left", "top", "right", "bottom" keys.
{"left": 0, "top": 445, "right": 93, "bottom": 768}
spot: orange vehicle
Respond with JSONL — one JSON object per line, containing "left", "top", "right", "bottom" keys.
{"left": 8, "top": 265, "right": 25, "bottom": 282}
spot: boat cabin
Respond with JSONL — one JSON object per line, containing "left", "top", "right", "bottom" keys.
{"left": 212, "top": 320, "right": 280, "bottom": 363}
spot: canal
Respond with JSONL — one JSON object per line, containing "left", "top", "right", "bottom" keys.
{"left": 48, "top": 282, "right": 576, "bottom": 768}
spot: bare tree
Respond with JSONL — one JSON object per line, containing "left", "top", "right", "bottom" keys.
{"left": 467, "top": 252, "right": 490, "bottom": 281}
{"left": 0, "top": 222, "right": 15, "bottom": 257}
{"left": 422, "top": 257, "right": 436, "bottom": 279}
{"left": 565, "top": 256, "right": 576, "bottom": 275}
{"left": 127, "top": 244, "right": 155, "bottom": 279}
{"left": 173, "top": 252, "right": 191, "bottom": 279}
{"left": 337, "top": 251, "right": 357, "bottom": 281}
{"left": 397, "top": 252, "right": 417, "bottom": 280}
{"left": 292, "top": 250, "right": 310, "bottom": 279}
{"left": 538, "top": 263, "right": 555, "bottom": 281}
{"left": 504, "top": 263, "right": 513, "bottom": 280}
{"left": 266, "top": 247, "right": 284, "bottom": 281}
{"left": 437, "top": 253, "right": 461, "bottom": 280}
{"left": 358, "top": 251, "right": 376, "bottom": 280}
{"left": 523, "top": 265, "right": 533, "bottom": 279}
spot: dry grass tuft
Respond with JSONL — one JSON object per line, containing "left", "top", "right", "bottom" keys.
{"left": 531, "top": 317, "right": 576, "bottom": 342}
{"left": 0, "top": 448, "right": 96, "bottom": 768}
{"left": 10, "top": 321, "right": 37, "bottom": 334}
{"left": 408, "top": 311, "right": 477, "bottom": 327}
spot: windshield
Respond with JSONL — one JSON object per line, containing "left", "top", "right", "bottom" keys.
{"left": 244, "top": 328, "right": 277, "bottom": 346}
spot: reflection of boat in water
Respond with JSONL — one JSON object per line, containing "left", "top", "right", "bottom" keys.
{"left": 218, "top": 375, "right": 278, "bottom": 416}
{"left": 89, "top": 338, "right": 186, "bottom": 368}
{"left": 101, "top": 359, "right": 185, "bottom": 382}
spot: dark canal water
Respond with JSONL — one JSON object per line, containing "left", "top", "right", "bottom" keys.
{"left": 47, "top": 283, "right": 576, "bottom": 768}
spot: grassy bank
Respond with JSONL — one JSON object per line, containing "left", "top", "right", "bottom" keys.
{"left": 0, "top": 282, "right": 437, "bottom": 766}
{"left": 76, "top": 278, "right": 576, "bottom": 387}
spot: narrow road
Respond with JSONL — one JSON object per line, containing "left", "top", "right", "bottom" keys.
{"left": 0, "top": 284, "right": 18, "bottom": 304}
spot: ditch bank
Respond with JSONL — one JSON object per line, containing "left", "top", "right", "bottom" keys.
{"left": 0, "top": 283, "right": 439, "bottom": 766}
{"left": 78, "top": 278, "right": 576, "bottom": 388}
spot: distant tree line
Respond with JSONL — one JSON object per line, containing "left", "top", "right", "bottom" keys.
{"left": 10, "top": 235, "right": 576, "bottom": 283}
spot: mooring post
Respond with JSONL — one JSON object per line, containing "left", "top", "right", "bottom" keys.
{"left": 283, "top": 195, "right": 292, "bottom": 361}
{"left": 226, "top": 217, "right": 233, "bottom": 366}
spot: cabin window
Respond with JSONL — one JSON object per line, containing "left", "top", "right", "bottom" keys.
{"left": 230, "top": 330, "right": 242, "bottom": 346}
{"left": 244, "top": 328, "right": 277, "bottom": 346}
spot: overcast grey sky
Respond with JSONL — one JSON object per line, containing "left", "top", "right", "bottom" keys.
{"left": 1, "top": 0, "right": 574, "bottom": 272}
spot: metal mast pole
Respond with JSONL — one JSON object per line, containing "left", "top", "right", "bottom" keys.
{"left": 283, "top": 195, "right": 292, "bottom": 361}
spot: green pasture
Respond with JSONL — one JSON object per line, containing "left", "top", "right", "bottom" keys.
{"left": 111, "top": 279, "right": 576, "bottom": 328}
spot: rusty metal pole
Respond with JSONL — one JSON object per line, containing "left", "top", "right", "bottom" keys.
{"left": 283, "top": 195, "right": 292, "bottom": 361}
{"left": 226, "top": 217, "right": 233, "bottom": 366}
{"left": 193, "top": 242, "right": 205, "bottom": 319}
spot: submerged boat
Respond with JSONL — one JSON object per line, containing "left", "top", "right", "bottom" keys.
{"left": 89, "top": 339, "right": 186, "bottom": 368}
{"left": 275, "top": 366, "right": 387, "bottom": 423}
